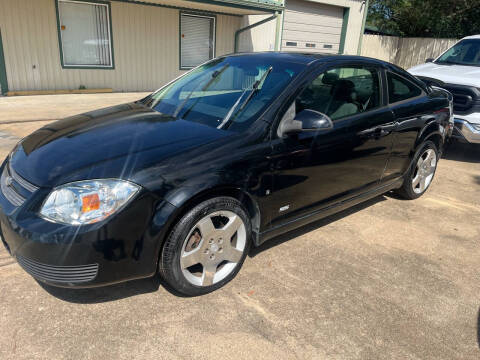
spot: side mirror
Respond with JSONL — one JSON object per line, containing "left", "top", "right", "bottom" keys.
{"left": 426, "top": 58, "right": 434, "bottom": 63}
{"left": 283, "top": 109, "right": 334, "bottom": 135}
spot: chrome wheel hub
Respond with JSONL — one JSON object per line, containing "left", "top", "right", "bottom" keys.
{"left": 180, "top": 211, "right": 246, "bottom": 287}
{"left": 412, "top": 149, "right": 437, "bottom": 194}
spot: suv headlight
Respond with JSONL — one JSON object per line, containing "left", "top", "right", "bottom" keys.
{"left": 40, "top": 179, "right": 140, "bottom": 225}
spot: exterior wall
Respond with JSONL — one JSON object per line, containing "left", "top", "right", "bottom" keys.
{"left": 0, "top": 0, "right": 241, "bottom": 92}
{"left": 239, "top": 0, "right": 366, "bottom": 55}
{"left": 361, "top": 35, "right": 459, "bottom": 69}
{"left": 237, "top": 14, "right": 278, "bottom": 52}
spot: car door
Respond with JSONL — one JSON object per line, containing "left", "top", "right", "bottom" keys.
{"left": 381, "top": 70, "right": 433, "bottom": 182}
{"left": 267, "top": 63, "right": 396, "bottom": 229}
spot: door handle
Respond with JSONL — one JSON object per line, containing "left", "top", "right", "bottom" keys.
{"left": 358, "top": 122, "right": 397, "bottom": 140}
{"left": 358, "top": 127, "right": 386, "bottom": 139}
{"left": 373, "top": 127, "right": 388, "bottom": 139}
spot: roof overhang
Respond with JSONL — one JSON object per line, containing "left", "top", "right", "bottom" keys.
{"left": 115, "top": 0, "right": 284, "bottom": 16}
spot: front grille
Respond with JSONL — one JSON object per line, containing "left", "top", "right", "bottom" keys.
{"left": 419, "top": 77, "right": 480, "bottom": 115}
{"left": 1, "top": 167, "right": 25, "bottom": 206}
{"left": 17, "top": 255, "right": 99, "bottom": 284}
{"left": 443, "top": 86, "right": 479, "bottom": 114}
{"left": 0, "top": 163, "right": 39, "bottom": 207}
{"left": 8, "top": 164, "right": 39, "bottom": 193}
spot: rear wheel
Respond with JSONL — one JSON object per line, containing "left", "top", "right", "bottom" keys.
{"left": 159, "top": 197, "right": 251, "bottom": 296}
{"left": 395, "top": 140, "right": 438, "bottom": 200}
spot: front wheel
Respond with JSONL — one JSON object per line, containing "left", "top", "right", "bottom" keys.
{"left": 159, "top": 197, "right": 251, "bottom": 296}
{"left": 395, "top": 140, "right": 438, "bottom": 200}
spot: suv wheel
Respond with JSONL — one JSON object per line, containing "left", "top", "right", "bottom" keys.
{"left": 159, "top": 197, "right": 251, "bottom": 296}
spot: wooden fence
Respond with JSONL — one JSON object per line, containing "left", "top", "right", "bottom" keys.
{"left": 361, "top": 35, "right": 459, "bottom": 69}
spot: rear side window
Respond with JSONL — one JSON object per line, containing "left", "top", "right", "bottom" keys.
{"left": 387, "top": 72, "right": 422, "bottom": 103}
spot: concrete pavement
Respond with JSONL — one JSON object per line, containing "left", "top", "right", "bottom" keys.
{"left": 0, "top": 92, "right": 150, "bottom": 123}
{"left": 0, "top": 94, "right": 479, "bottom": 360}
{"left": 0, "top": 93, "right": 149, "bottom": 160}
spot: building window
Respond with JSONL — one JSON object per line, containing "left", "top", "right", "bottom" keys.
{"left": 56, "top": 0, "right": 114, "bottom": 68}
{"left": 180, "top": 13, "right": 215, "bottom": 70}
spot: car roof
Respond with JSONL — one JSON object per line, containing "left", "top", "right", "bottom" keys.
{"left": 226, "top": 51, "right": 390, "bottom": 67}
{"left": 222, "top": 52, "right": 428, "bottom": 92}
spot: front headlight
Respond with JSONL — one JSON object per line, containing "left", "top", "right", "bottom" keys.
{"left": 40, "top": 179, "right": 140, "bottom": 225}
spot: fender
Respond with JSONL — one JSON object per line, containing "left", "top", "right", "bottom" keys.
{"left": 150, "top": 180, "right": 264, "bottom": 265}
{"left": 415, "top": 119, "right": 446, "bottom": 154}
{"left": 395, "top": 119, "right": 445, "bottom": 181}
{"left": 166, "top": 183, "right": 262, "bottom": 235}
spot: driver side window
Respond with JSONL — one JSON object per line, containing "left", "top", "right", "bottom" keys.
{"left": 296, "top": 66, "right": 381, "bottom": 121}
{"left": 278, "top": 65, "right": 382, "bottom": 137}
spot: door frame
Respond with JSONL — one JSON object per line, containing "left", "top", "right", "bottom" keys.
{"left": 267, "top": 60, "right": 394, "bottom": 229}
{"left": 0, "top": 28, "right": 8, "bottom": 95}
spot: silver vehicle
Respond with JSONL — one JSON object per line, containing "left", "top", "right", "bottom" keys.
{"left": 409, "top": 35, "right": 480, "bottom": 144}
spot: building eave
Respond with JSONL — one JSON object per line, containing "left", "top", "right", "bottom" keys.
{"left": 117, "top": 0, "right": 284, "bottom": 15}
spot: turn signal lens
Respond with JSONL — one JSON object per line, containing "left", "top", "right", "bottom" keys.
{"left": 40, "top": 179, "right": 140, "bottom": 225}
{"left": 81, "top": 193, "right": 100, "bottom": 213}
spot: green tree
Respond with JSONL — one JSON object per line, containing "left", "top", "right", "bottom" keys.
{"left": 368, "top": 0, "right": 480, "bottom": 38}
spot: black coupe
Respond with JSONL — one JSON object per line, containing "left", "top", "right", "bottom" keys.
{"left": 0, "top": 53, "right": 453, "bottom": 296}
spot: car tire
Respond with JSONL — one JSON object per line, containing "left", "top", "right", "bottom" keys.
{"left": 159, "top": 197, "right": 251, "bottom": 296}
{"left": 394, "top": 140, "right": 439, "bottom": 200}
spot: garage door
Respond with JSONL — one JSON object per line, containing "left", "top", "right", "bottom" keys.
{"left": 282, "top": 0, "right": 344, "bottom": 54}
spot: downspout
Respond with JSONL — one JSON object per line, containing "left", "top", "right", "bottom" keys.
{"left": 357, "top": 0, "right": 369, "bottom": 55}
{"left": 0, "top": 30, "right": 8, "bottom": 96}
{"left": 234, "top": 12, "right": 279, "bottom": 53}
{"left": 274, "top": 10, "right": 283, "bottom": 51}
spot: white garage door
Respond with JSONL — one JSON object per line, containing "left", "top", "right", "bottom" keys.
{"left": 282, "top": 0, "right": 345, "bottom": 54}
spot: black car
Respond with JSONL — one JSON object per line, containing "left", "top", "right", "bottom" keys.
{"left": 0, "top": 53, "right": 452, "bottom": 296}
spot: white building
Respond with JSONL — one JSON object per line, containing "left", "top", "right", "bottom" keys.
{"left": 0, "top": 0, "right": 368, "bottom": 95}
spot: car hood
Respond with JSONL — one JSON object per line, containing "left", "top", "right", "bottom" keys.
{"left": 9, "top": 102, "right": 234, "bottom": 188}
{"left": 408, "top": 62, "right": 480, "bottom": 88}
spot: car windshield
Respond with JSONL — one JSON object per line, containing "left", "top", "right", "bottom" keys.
{"left": 141, "top": 56, "right": 305, "bottom": 132}
{"left": 436, "top": 39, "right": 480, "bottom": 67}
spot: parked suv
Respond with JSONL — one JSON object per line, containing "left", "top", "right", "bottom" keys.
{"left": 409, "top": 35, "right": 480, "bottom": 144}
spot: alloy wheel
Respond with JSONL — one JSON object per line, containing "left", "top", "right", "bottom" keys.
{"left": 180, "top": 211, "right": 246, "bottom": 287}
{"left": 412, "top": 148, "right": 437, "bottom": 194}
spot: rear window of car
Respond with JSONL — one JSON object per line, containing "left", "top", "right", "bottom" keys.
{"left": 387, "top": 72, "right": 423, "bottom": 104}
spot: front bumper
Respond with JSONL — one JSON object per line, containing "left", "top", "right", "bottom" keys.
{"left": 453, "top": 119, "right": 480, "bottom": 144}
{"left": 0, "top": 161, "right": 176, "bottom": 288}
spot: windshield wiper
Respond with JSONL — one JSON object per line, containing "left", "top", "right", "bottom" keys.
{"left": 173, "top": 64, "right": 230, "bottom": 118}
{"left": 217, "top": 66, "right": 273, "bottom": 129}
{"left": 238, "top": 66, "right": 273, "bottom": 113}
